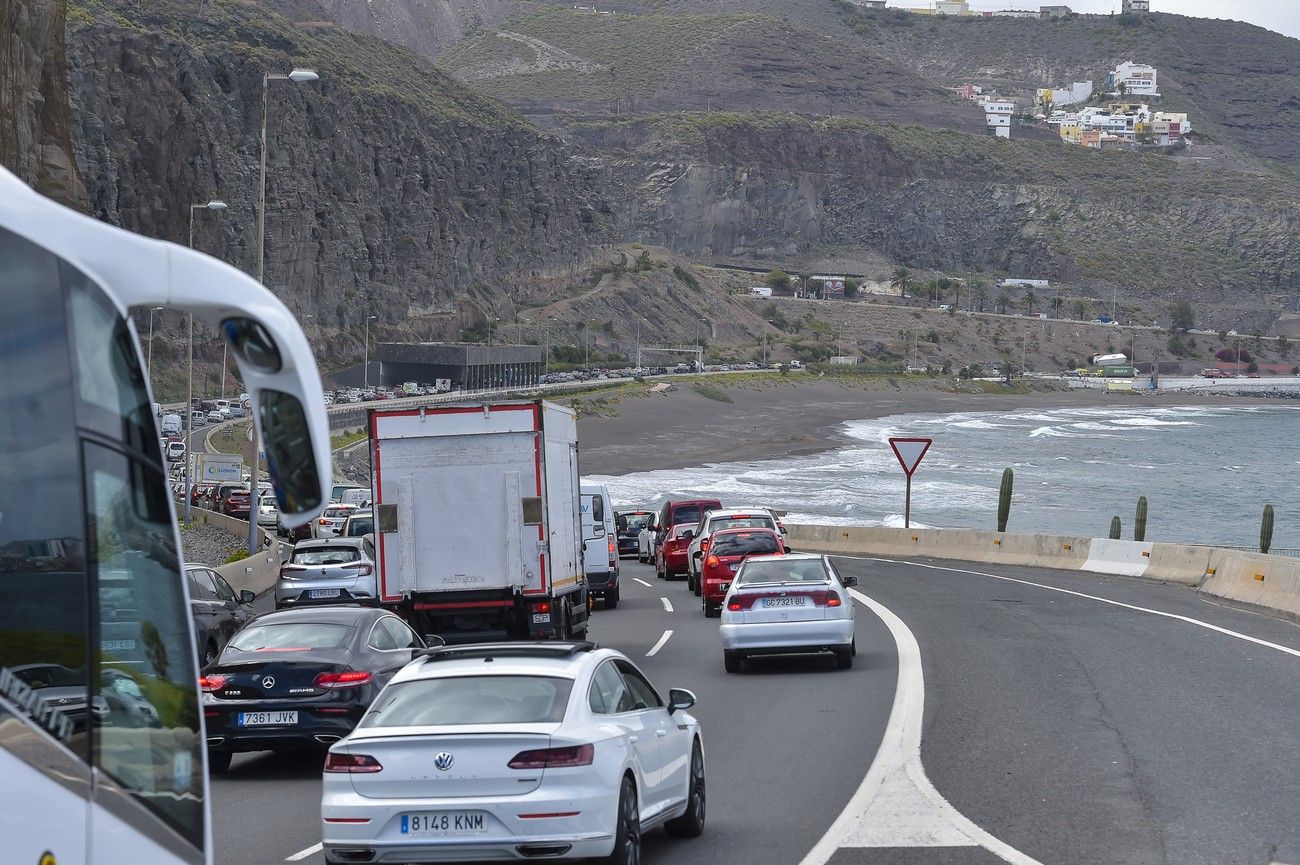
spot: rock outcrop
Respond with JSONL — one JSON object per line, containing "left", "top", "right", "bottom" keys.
{"left": 0, "top": 0, "right": 84, "bottom": 204}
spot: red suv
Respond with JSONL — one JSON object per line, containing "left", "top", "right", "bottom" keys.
{"left": 221, "top": 490, "right": 251, "bottom": 519}
{"left": 700, "top": 527, "right": 785, "bottom": 617}
{"left": 656, "top": 523, "right": 697, "bottom": 581}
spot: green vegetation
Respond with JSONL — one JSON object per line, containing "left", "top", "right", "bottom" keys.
{"left": 692, "top": 382, "right": 734, "bottom": 403}
{"left": 1135, "top": 496, "right": 1148, "bottom": 542}
{"left": 998, "top": 468, "right": 1014, "bottom": 533}
{"left": 224, "top": 548, "right": 250, "bottom": 564}
{"left": 1261, "top": 504, "right": 1275, "bottom": 554}
{"left": 1109, "top": 516, "right": 1122, "bottom": 540}
{"left": 331, "top": 430, "right": 368, "bottom": 452}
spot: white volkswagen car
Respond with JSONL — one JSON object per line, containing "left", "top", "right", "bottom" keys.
{"left": 719, "top": 553, "right": 858, "bottom": 673}
{"left": 685, "top": 507, "right": 778, "bottom": 592}
{"left": 320, "top": 642, "right": 706, "bottom": 864}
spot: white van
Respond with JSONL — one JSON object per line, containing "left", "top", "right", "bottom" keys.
{"left": 340, "top": 487, "right": 372, "bottom": 507}
{"left": 160, "top": 413, "right": 183, "bottom": 437}
{"left": 580, "top": 481, "right": 620, "bottom": 607}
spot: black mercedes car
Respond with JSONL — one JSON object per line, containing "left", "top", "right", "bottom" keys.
{"left": 201, "top": 605, "right": 429, "bottom": 772}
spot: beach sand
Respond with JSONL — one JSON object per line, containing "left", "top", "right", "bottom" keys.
{"left": 575, "top": 376, "right": 1262, "bottom": 476}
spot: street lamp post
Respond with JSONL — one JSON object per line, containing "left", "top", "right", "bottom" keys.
{"left": 248, "top": 66, "right": 318, "bottom": 555}
{"left": 363, "top": 314, "right": 377, "bottom": 389}
{"left": 183, "top": 200, "right": 227, "bottom": 524}
{"left": 146, "top": 306, "right": 163, "bottom": 378}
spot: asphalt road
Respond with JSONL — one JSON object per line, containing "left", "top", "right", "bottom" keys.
{"left": 208, "top": 556, "right": 1299, "bottom": 865}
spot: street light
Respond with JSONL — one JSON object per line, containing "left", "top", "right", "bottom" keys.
{"left": 146, "top": 306, "right": 163, "bottom": 377}
{"left": 363, "top": 314, "right": 377, "bottom": 389}
{"left": 249, "top": 66, "right": 319, "bottom": 555}
{"left": 183, "top": 200, "right": 227, "bottom": 524}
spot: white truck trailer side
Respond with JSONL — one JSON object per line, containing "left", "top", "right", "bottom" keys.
{"left": 368, "top": 400, "right": 588, "bottom": 642}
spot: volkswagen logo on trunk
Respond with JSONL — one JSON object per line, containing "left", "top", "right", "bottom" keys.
{"left": 434, "top": 752, "right": 455, "bottom": 771}
{"left": 261, "top": 676, "right": 276, "bottom": 689}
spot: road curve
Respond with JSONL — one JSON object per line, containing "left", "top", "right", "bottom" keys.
{"left": 208, "top": 556, "right": 1299, "bottom": 865}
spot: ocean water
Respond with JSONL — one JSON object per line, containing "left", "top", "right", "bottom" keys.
{"left": 587, "top": 404, "right": 1300, "bottom": 551}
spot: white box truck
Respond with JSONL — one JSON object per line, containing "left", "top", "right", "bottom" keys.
{"left": 368, "top": 399, "right": 589, "bottom": 643}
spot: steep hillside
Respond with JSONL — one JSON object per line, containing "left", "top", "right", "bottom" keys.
{"left": 260, "top": 0, "right": 508, "bottom": 60}
{"left": 441, "top": 5, "right": 983, "bottom": 131}
{"left": 568, "top": 112, "right": 1300, "bottom": 327}
{"left": 65, "top": 0, "right": 603, "bottom": 340}
{"left": 838, "top": 6, "right": 1300, "bottom": 165}
{"left": 1, "top": 0, "right": 84, "bottom": 204}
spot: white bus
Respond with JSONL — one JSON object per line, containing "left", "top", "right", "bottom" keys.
{"left": 0, "top": 166, "right": 331, "bottom": 865}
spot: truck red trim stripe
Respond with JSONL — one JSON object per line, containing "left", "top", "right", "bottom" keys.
{"left": 412, "top": 600, "right": 516, "bottom": 610}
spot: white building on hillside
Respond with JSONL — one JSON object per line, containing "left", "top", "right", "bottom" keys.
{"left": 1109, "top": 61, "right": 1159, "bottom": 97}
{"left": 935, "top": 1, "right": 971, "bottom": 14}
{"left": 1037, "top": 81, "right": 1093, "bottom": 109}
{"left": 979, "top": 98, "right": 1015, "bottom": 138}
{"left": 987, "top": 8, "right": 1039, "bottom": 16}
{"left": 1122, "top": 0, "right": 1150, "bottom": 12}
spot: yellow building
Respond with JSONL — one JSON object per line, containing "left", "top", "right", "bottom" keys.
{"left": 1059, "top": 125, "right": 1083, "bottom": 144}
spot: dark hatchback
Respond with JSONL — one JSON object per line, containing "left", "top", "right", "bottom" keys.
{"left": 201, "top": 605, "right": 428, "bottom": 772}
{"left": 615, "top": 510, "right": 655, "bottom": 557}
{"left": 221, "top": 489, "right": 251, "bottom": 519}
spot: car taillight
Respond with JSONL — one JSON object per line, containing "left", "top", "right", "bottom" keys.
{"left": 532, "top": 600, "right": 551, "bottom": 614}
{"left": 314, "top": 671, "right": 373, "bottom": 689}
{"left": 706, "top": 555, "right": 719, "bottom": 568}
{"left": 826, "top": 591, "right": 842, "bottom": 608}
{"left": 341, "top": 562, "right": 373, "bottom": 576}
{"left": 726, "top": 598, "right": 744, "bottom": 611}
{"left": 319, "top": 518, "right": 330, "bottom": 525}
{"left": 701, "top": 538, "right": 710, "bottom": 552}
{"left": 199, "top": 675, "right": 227, "bottom": 692}
{"left": 508, "top": 744, "right": 595, "bottom": 769}
{"left": 324, "top": 752, "right": 383, "bottom": 773}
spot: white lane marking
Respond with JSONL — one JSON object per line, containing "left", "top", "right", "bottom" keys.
{"left": 646, "top": 629, "right": 673, "bottom": 657}
{"left": 286, "top": 842, "right": 322, "bottom": 861}
{"left": 847, "top": 555, "right": 1300, "bottom": 660}
{"left": 661, "top": 596, "right": 674, "bottom": 613}
{"left": 799, "top": 589, "right": 1043, "bottom": 865}
{"left": 633, "top": 578, "right": 653, "bottom": 588}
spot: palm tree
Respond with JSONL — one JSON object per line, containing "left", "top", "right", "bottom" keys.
{"left": 890, "top": 266, "right": 912, "bottom": 297}
{"left": 1049, "top": 295, "right": 1064, "bottom": 316}
{"left": 973, "top": 281, "right": 989, "bottom": 312}
{"left": 996, "top": 288, "right": 1014, "bottom": 314}
{"left": 1073, "top": 298, "right": 1092, "bottom": 321}
{"left": 1022, "top": 288, "right": 1038, "bottom": 314}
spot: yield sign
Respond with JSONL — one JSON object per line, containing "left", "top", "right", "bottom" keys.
{"left": 889, "top": 437, "right": 932, "bottom": 477}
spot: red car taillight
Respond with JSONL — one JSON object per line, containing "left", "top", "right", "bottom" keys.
{"left": 705, "top": 555, "right": 720, "bottom": 568}
{"left": 324, "top": 752, "right": 383, "bottom": 773}
{"left": 508, "top": 744, "right": 595, "bottom": 769}
{"left": 319, "top": 518, "right": 330, "bottom": 526}
{"left": 341, "top": 562, "right": 374, "bottom": 576}
{"left": 314, "top": 671, "right": 373, "bottom": 689}
{"left": 825, "top": 590, "right": 843, "bottom": 608}
{"left": 199, "top": 675, "right": 227, "bottom": 692}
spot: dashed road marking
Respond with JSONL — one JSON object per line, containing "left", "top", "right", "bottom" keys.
{"left": 661, "top": 596, "right": 674, "bottom": 613}
{"left": 800, "top": 589, "right": 1043, "bottom": 865}
{"left": 286, "top": 842, "right": 322, "bottom": 861}
{"left": 647, "top": 629, "right": 673, "bottom": 657}
{"left": 633, "top": 578, "right": 653, "bottom": 588}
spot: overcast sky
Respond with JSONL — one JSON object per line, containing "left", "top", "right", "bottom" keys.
{"left": 896, "top": 1, "right": 1300, "bottom": 39}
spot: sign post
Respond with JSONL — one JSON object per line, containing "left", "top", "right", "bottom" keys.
{"left": 888, "top": 437, "right": 932, "bottom": 529}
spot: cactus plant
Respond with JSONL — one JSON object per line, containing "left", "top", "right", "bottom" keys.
{"left": 1261, "top": 504, "right": 1275, "bottom": 554}
{"left": 1134, "top": 496, "right": 1148, "bottom": 542}
{"left": 1109, "top": 516, "right": 1122, "bottom": 540}
{"left": 997, "top": 468, "right": 1014, "bottom": 532}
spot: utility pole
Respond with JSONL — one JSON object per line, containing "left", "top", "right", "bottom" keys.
{"left": 363, "top": 314, "right": 376, "bottom": 388}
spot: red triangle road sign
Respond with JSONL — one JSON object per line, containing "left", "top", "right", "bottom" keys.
{"left": 889, "top": 437, "right": 932, "bottom": 477}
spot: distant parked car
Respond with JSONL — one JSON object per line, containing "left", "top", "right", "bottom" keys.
{"left": 255, "top": 489, "right": 279, "bottom": 527}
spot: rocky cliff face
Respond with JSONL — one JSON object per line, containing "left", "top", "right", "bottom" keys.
{"left": 1, "top": 0, "right": 84, "bottom": 204}
{"left": 64, "top": 0, "right": 601, "bottom": 342}
{"left": 571, "top": 114, "right": 1300, "bottom": 323}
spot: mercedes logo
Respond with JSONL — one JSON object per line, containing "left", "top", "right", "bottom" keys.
{"left": 434, "top": 752, "right": 455, "bottom": 771}
{"left": 261, "top": 676, "right": 276, "bottom": 689}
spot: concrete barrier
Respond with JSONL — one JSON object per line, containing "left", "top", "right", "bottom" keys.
{"left": 1199, "top": 551, "right": 1300, "bottom": 622}
{"left": 185, "top": 507, "right": 285, "bottom": 595}
{"left": 786, "top": 524, "right": 1091, "bottom": 570}
{"left": 1080, "top": 539, "right": 1153, "bottom": 577}
{"left": 1143, "top": 543, "right": 1213, "bottom": 586}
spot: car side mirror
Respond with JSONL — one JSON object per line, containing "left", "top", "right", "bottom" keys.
{"left": 239, "top": 590, "right": 256, "bottom": 604}
{"left": 424, "top": 634, "right": 445, "bottom": 648}
{"left": 682, "top": 530, "right": 695, "bottom": 541}
{"left": 667, "top": 688, "right": 696, "bottom": 715}
{"left": 841, "top": 575, "right": 858, "bottom": 588}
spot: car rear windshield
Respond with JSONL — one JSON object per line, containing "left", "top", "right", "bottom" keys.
{"left": 621, "top": 513, "right": 653, "bottom": 531}
{"left": 227, "top": 622, "right": 352, "bottom": 652}
{"left": 345, "top": 517, "right": 374, "bottom": 536}
{"left": 673, "top": 506, "right": 704, "bottom": 526}
{"left": 713, "top": 532, "right": 781, "bottom": 556}
{"left": 672, "top": 524, "right": 695, "bottom": 539}
{"left": 712, "top": 515, "right": 775, "bottom": 532}
{"left": 360, "top": 676, "right": 573, "bottom": 727}
{"left": 292, "top": 546, "right": 361, "bottom": 565}
{"left": 737, "top": 559, "right": 829, "bottom": 585}
{"left": 323, "top": 506, "right": 353, "bottom": 518}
